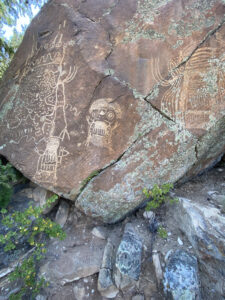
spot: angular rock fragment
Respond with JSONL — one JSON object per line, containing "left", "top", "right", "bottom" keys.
{"left": 55, "top": 200, "right": 70, "bottom": 227}
{"left": 92, "top": 226, "right": 108, "bottom": 240}
{"left": 40, "top": 240, "right": 106, "bottom": 285}
{"left": 163, "top": 250, "right": 201, "bottom": 300}
{"left": 33, "top": 186, "right": 58, "bottom": 214}
{"left": 1, "top": 0, "right": 225, "bottom": 222}
{"left": 114, "top": 223, "right": 142, "bottom": 289}
{"left": 152, "top": 251, "right": 163, "bottom": 286}
{"left": 210, "top": 193, "right": 225, "bottom": 213}
{"left": 97, "top": 240, "right": 119, "bottom": 298}
{"left": 175, "top": 198, "right": 225, "bottom": 299}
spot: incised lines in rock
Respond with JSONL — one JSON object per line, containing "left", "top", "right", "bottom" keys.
{"left": 34, "top": 22, "right": 78, "bottom": 184}
{"left": 151, "top": 38, "right": 225, "bottom": 131}
{"left": 86, "top": 98, "right": 122, "bottom": 153}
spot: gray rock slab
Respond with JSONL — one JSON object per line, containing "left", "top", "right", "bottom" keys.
{"left": 40, "top": 240, "right": 106, "bottom": 285}
{"left": 114, "top": 223, "right": 142, "bottom": 289}
{"left": 98, "top": 240, "right": 119, "bottom": 298}
{"left": 55, "top": 200, "right": 70, "bottom": 227}
{"left": 163, "top": 250, "right": 201, "bottom": 300}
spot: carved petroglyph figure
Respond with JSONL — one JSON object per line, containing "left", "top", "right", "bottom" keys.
{"left": 151, "top": 56, "right": 185, "bottom": 119}
{"left": 86, "top": 98, "right": 122, "bottom": 152}
{"left": 19, "top": 20, "right": 79, "bottom": 184}
{"left": 151, "top": 42, "right": 225, "bottom": 130}
{"left": 35, "top": 137, "right": 69, "bottom": 183}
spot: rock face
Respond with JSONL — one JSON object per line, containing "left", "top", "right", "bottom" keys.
{"left": 175, "top": 198, "right": 225, "bottom": 299}
{"left": 1, "top": 0, "right": 225, "bottom": 222}
{"left": 40, "top": 240, "right": 106, "bottom": 285}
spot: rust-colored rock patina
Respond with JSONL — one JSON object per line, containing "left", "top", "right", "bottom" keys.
{"left": 1, "top": 0, "right": 225, "bottom": 222}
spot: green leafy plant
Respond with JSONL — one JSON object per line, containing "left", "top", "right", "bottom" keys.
{"left": 0, "top": 159, "right": 24, "bottom": 208}
{"left": 80, "top": 170, "right": 100, "bottom": 191}
{"left": 157, "top": 225, "right": 168, "bottom": 239}
{"left": 0, "top": 194, "right": 66, "bottom": 299}
{"left": 143, "top": 183, "right": 178, "bottom": 211}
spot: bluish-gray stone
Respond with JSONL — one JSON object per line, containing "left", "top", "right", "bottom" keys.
{"left": 164, "top": 250, "right": 201, "bottom": 300}
{"left": 114, "top": 223, "right": 142, "bottom": 289}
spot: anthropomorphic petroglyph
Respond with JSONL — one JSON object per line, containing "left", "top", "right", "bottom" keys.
{"left": 0, "top": 20, "right": 79, "bottom": 185}
{"left": 34, "top": 22, "right": 78, "bottom": 184}
{"left": 86, "top": 98, "right": 122, "bottom": 152}
{"left": 151, "top": 41, "right": 225, "bottom": 131}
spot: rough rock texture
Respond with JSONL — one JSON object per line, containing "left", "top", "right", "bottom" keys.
{"left": 1, "top": 0, "right": 225, "bottom": 222}
{"left": 114, "top": 223, "right": 142, "bottom": 289}
{"left": 40, "top": 240, "right": 106, "bottom": 285}
{"left": 163, "top": 250, "right": 201, "bottom": 300}
{"left": 97, "top": 240, "right": 119, "bottom": 298}
{"left": 55, "top": 200, "right": 70, "bottom": 227}
{"left": 33, "top": 186, "right": 58, "bottom": 214}
{"left": 175, "top": 197, "right": 225, "bottom": 299}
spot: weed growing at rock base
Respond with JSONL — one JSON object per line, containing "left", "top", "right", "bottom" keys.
{"left": 143, "top": 183, "right": 178, "bottom": 239}
{"left": 0, "top": 194, "right": 66, "bottom": 300}
{"left": 157, "top": 225, "right": 168, "bottom": 239}
{"left": 143, "top": 183, "right": 178, "bottom": 211}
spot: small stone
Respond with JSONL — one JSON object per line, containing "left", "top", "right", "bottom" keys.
{"left": 152, "top": 252, "right": 163, "bottom": 285}
{"left": 217, "top": 168, "right": 223, "bottom": 172}
{"left": 55, "top": 200, "right": 70, "bottom": 227}
{"left": 165, "top": 249, "right": 173, "bottom": 261}
{"left": 143, "top": 211, "right": 155, "bottom": 222}
{"left": 177, "top": 237, "right": 183, "bottom": 245}
{"left": 114, "top": 223, "right": 142, "bottom": 290}
{"left": 163, "top": 250, "right": 200, "bottom": 300}
{"left": 92, "top": 226, "right": 107, "bottom": 240}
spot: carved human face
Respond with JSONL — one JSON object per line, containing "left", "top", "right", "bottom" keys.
{"left": 87, "top": 98, "right": 121, "bottom": 149}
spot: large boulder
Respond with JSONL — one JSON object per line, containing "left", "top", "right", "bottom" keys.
{"left": 1, "top": 0, "right": 225, "bottom": 222}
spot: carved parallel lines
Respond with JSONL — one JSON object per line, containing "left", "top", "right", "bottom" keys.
{"left": 186, "top": 47, "right": 214, "bottom": 70}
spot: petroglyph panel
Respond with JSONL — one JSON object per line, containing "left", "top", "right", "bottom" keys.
{"left": 0, "top": 20, "right": 79, "bottom": 186}
{"left": 150, "top": 33, "right": 225, "bottom": 135}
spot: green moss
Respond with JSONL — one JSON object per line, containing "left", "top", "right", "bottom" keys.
{"left": 202, "top": 69, "right": 218, "bottom": 96}
{"left": 168, "top": 16, "right": 215, "bottom": 38}
{"left": 80, "top": 170, "right": 100, "bottom": 191}
{"left": 146, "top": 85, "right": 159, "bottom": 101}
{"left": 123, "top": 0, "right": 170, "bottom": 43}
{"left": 0, "top": 84, "right": 19, "bottom": 120}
